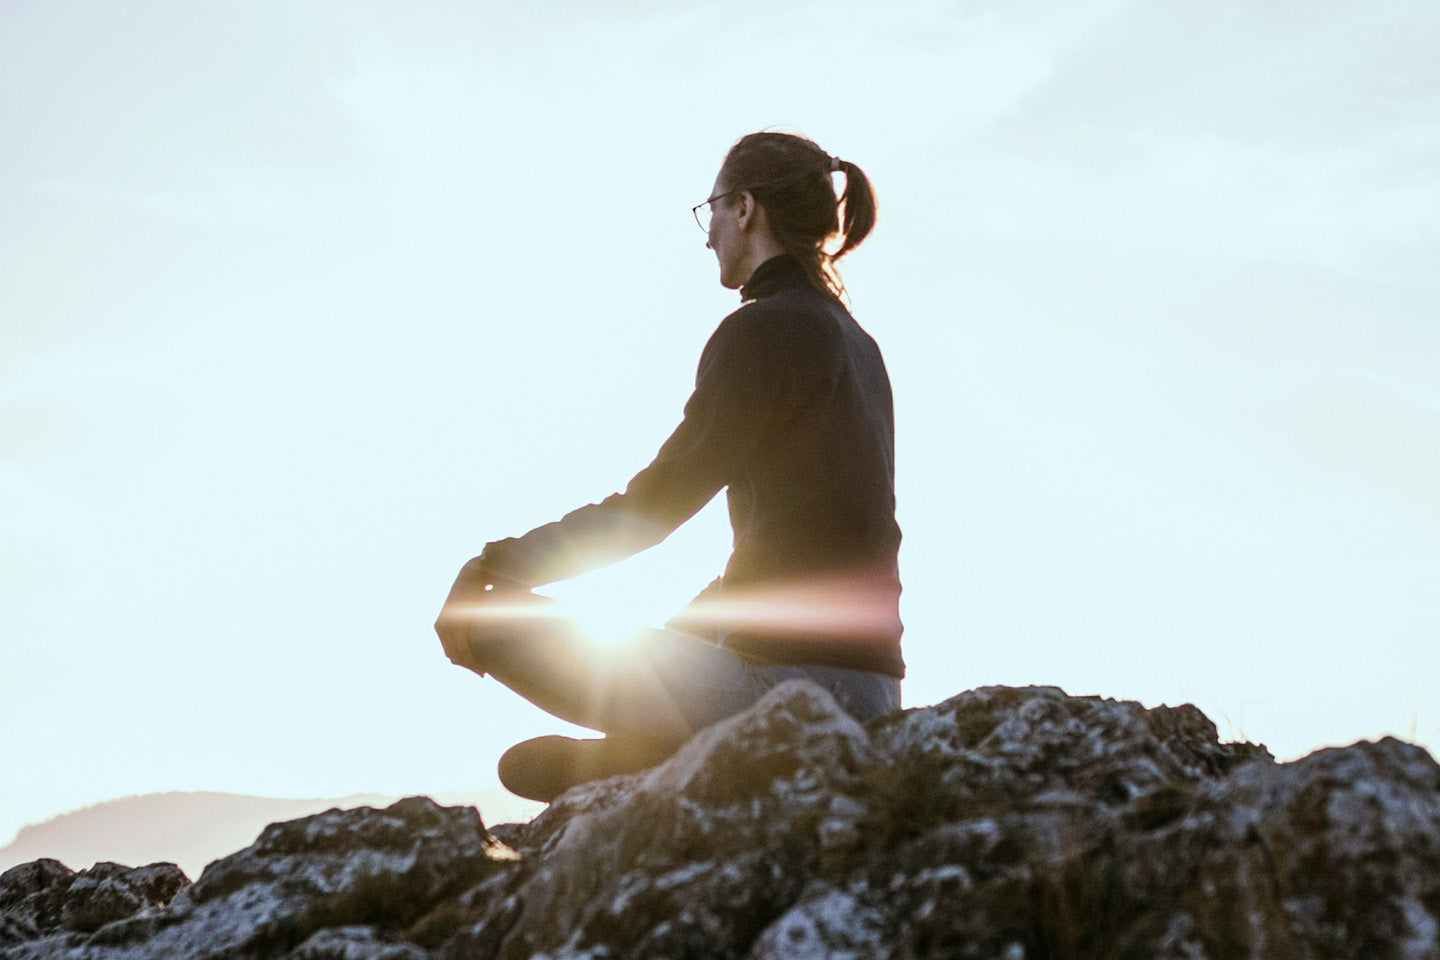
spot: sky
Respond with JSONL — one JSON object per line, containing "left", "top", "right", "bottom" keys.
{"left": 2, "top": 0, "right": 1438, "bottom": 849}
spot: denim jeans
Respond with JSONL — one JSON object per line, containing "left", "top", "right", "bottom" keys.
{"left": 642, "top": 631, "right": 902, "bottom": 729}
{"left": 471, "top": 615, "right": 901, "bottom": 743}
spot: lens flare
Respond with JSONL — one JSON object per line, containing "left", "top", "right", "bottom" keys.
{"left": 460, "top": 574, "right": 898, "bottom": 653}
{"left": 454, "top": 595, "right": 644, "bottom": 649}
{"left": 557, "top": 597, "right": 648, "bottom": 648}
{"left": 667, "top": 578, "right": 902, "bottom": 639}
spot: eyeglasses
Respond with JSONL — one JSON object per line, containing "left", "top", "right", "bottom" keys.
{"left": 691, "top": 190, "right": 735, "bottom": 233}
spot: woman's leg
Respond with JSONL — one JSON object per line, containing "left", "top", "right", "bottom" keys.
{"left": 774, "top": 663, "right": 902, "bottom": 722}
{"left": 470, "top": 598, "right": 903, "bottom": 734}
{"left": 468, "top": 595, "right": 903, "bottom": 800}
{"left": 472, "top": 606, "right": 773, "bottom": 802}
{"left": 466, "top": 598, "right": 765, "bottom": 743}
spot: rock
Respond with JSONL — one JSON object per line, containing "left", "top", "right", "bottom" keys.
{"left": 0, "top": 859, "right": 186, "bottom": 944}
{"left": 59, "top": 862, "right": 188, "bottom": 935}
{"left": 286, "top": 926, "right": 429, "bottom": 960}
{"left": 1, "top": 859, "right": 77, "bottom": 944}
{"left": 3, "top": 682, "right": 1438, "bottom": 959}
{"left": 1, "top": 796, "right": 516, "bottom": 959}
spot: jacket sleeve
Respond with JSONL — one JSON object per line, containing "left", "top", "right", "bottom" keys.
{"left": 478, "top": 310, "right": 806, "bottom": 587}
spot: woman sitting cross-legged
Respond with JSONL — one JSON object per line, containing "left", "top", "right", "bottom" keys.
{"left": 434, "top": 130, "right": 904, "bottom": 802}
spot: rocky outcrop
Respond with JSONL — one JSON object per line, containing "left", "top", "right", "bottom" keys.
{"left": 4, "top": 683, "right": 1438, "bottom": 959}
{"left": 0, "top": 860, "right": 186, "bottom": 943}
{"left": 0, "top": 790, "right": 547, "bottom": 879}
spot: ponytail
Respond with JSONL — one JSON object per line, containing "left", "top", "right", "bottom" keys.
{"left": 834, "top": 159, "right": 877, "bottom": 261}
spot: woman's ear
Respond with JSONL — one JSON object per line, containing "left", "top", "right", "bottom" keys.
{"left": 735, "top": 191, "right": 756, "bottom": 232}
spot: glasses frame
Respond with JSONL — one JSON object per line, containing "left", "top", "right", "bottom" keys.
{"left": 691, "top": 190, "right": 735, "bottom": 234}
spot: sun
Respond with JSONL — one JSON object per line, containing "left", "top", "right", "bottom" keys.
{"left": 540, "top": 577, "right": 656, "bottom": 648}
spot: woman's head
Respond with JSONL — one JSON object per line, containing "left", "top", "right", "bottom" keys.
{"left": 711, "top": 131, "right": 877, "bottom": 297}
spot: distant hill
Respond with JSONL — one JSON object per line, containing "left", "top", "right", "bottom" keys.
{"left": 0, "top": 789, "right": 544, "bottom": 879}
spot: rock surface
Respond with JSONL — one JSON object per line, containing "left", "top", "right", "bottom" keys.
{"left": 4, "top": 682, "right": 1438, "bottom": 959}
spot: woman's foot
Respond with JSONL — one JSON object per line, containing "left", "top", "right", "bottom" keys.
{"left": 498, "top": 735, "right": 679, "bottom": 802}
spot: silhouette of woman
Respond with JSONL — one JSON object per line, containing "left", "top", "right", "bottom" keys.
{"left": 434, "top": 131, "right": 903, "bottom": 801}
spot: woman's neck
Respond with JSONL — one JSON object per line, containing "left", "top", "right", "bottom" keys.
{"left": 733, "top": 235, "right": 788, "bottom": 290}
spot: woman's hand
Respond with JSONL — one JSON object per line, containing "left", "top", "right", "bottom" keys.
{"left": 434, "top": 556, "right": 510, "bottom": 675}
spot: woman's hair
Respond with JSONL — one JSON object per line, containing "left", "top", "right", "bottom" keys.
{"left": 717, "top": 131, "right": 877, "bottom": 299}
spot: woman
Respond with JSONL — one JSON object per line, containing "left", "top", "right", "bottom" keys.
{"left": 434, "top": 131, "right": 903, "bottom": 802}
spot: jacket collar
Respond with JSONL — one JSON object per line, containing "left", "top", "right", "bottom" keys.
{"left": 740, "top": 254, "right": 808, "bottom": 302}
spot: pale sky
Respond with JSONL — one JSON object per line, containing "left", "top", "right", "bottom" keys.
{"left": 3, "top": 0, "right": 1438, "bottom": 848}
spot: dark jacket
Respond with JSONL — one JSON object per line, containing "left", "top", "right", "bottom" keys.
{"left": 480, "top": 254, "right": 904, "bottom": 677}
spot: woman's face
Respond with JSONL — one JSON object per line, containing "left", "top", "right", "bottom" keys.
{"left": 705, "top": 175, "right": 746, "bottom": 290}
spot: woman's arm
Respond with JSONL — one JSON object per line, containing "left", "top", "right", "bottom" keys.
{"left": 475, "top": 307, "right": 812, "bottom": 587}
